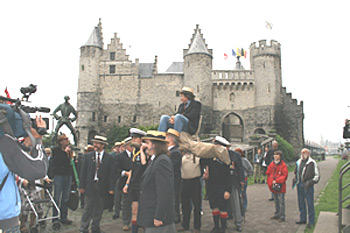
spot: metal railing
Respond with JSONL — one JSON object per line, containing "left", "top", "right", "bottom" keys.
{"left": 338, "top": 161, "right": 350, "bottom": 232}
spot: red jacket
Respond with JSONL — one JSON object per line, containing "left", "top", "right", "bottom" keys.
{"left": 266, "top": 160, "right": 288, "bottom": 193}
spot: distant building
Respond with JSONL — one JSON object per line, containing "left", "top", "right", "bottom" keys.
{"left": 76, "top": 19, "right": 304, "bottom": 153}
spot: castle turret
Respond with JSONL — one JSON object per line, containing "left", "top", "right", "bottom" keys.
{"left": 76, "top": 20, "right": 104, "bottom": 149}
{"left": 250, "top": 40, "right": 282, "bottom": 106}
{"left": 183, "top": 25, "right": 213, "bottom": 133}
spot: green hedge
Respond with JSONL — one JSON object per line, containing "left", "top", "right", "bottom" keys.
{"left": 275, "top": 134, "right": 295, "bottom": 162}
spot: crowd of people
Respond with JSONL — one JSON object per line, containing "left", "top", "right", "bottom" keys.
{"left": 0, "top": 87, "right": 321, "bottom": 233}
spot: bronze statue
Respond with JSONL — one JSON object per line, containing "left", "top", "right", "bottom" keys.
{"left": 52, "top": 96, "right": 78, "bottom": 145}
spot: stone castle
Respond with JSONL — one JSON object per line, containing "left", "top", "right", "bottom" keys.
{"left": 76, "top": 20, "right": 304, "bottom": 153}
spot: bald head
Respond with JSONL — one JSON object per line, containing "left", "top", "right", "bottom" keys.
{"left": 301, "top": 148, "right": 310, "bottom": 160}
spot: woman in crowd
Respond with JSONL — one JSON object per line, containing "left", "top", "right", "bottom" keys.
{"left": 266, "top": 150, "right": 288, "bottom": 222}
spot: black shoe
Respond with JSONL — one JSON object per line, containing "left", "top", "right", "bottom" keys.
{"left": 60, "top": 219, "right": 72, "bottom": 225}
{"left": 112, "top": 214, "right": 119, "bottom": 219}
{"left": 306, "top": 224, "right": 314, "bottom": 229}
{"left": 254, "top": 180, "right": 257, "bottom": 184}
{"left": 278, "top": 219, "right": 285, "bottom": 222}
{"left": 236, "top": 226, "right": 242, "bottom": 232}
{"left": 261, "top": 180, "right": 265, "bottom": 184}
{"left": 268, "top": 198, "right": 274, "bottom": 201}
{"left": 295, "top": 220, "right": 306, "bottom": 224}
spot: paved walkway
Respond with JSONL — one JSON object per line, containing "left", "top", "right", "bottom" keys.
{"left": 47, "top": 156, "right": 338, "bottom": 233}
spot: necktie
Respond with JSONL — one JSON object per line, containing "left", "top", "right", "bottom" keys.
{"left": 97, "top": 153, "right": 101, "bottom": 169}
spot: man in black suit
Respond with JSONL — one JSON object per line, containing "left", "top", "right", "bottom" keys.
{"left": 137, "top": 131, "right": 176, "bottom": 233}
{"left": 166, "top": 129, "right": 182, "bottom": 224}
{"left": 115, "top": 137, "right": 133, "bottom": 231}
{"left": 158, "top": 87, "right": 201, "bottom": 135}
{"left": 79, "top": 135, "right": 116, "bottom": 233}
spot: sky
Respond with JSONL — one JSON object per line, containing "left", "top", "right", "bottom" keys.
{"left": 0, "top": 0, "right": 349, "bottom": 145}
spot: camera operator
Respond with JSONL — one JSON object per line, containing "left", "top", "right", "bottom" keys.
{"left": 0, "top": 116, "right": 48, "bottom": 233}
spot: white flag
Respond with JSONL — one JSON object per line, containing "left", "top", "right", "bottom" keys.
{"left": 266, "top": 21, "right": 273, "bottom": 29}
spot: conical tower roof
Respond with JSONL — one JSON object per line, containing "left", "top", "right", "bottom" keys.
{"left": 83, "top": 26, "right": 103, "bottom": 49}
{"left": 186, "top": 25, "right": 210, "bottom": 56}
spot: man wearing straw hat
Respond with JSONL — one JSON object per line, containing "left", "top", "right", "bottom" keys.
{"left": 137, "top": 131, "right": 176, "bottom": 233}
{"left": 79, "top": 135, "right": 116, "bottom": 233}
{"left": 166, "top": 129, "right": 182, "bottom": 224}
{"left": 158, "top": 87, "right": 201, "bottom": 135}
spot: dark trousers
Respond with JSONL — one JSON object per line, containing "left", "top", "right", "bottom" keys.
{"left": 114, "top": 179, "right": 122, "bottom": 215}
{"left": 80, "top": 182, "right": 105, "bottom": 233}
{"left": 297, "top": 183, "right": 315, "bottom": 224}
{"left": 181, "top": 177, "right": 201, "bottom": 230}
{"left": 121, "top": 191, "right": 132, "bottom": 226}
{"left": 53, "top": 175, "right": 72, "bottom": 220}
{"left": 174, "top": 180, "right": 181, "bottom": 220}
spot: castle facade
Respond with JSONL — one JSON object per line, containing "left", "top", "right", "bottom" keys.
{"left": 76, "top": 20, "right": 304, "bottom": 153}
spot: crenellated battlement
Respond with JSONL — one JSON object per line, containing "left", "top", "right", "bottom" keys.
{"left": 211, "top": 70, "right": 254, "bottom": 81}
{"left": 282, "top": 87, "right": 303, "bottom": 106}
{"left": 249, "top": 40, "right": 281, "bottom": 58}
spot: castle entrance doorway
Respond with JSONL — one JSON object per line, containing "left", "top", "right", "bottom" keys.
{"left": 222, "top": 113, "right": 244, "bottom": 142}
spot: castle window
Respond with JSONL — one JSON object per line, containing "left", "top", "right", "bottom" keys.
{"left": 118, "top": 116, "right": 121, "bottom": 123}
{"left": 110, "top": 65, "right": 116, "bottom": 74}
{"left": 263, "top": 62, "right": 266, "bottom": 68}
{"left": 104, "top": 115, "right": 108, "bottom": 122}
{"left": 92, "top": 112, "right": 96, "bottom": 122}
{"left": 268, "top": 84, "right": 271, "bottom": 92}
{"left": 176, "top": 91, "right": 180, "bottom": 97}
{"left": 197, "top": 85, "right": 200, "bottom": 93}
{"left": 133, "top": 116, "right": 137, "bottom": 123}
{"left": 175, "top": 105, "right": 177, "bottom": 111}
{"left": 230, "top": 93, "right": 235, "bottom": 102}
{"left": 81, "top": 65, "right": 84, "bottom": 71}
{"left": 110, "top": 52, "right": 115, "bottom": 61}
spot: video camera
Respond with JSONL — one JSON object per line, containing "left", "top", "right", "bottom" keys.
{"left": 0, "top": 84, "right": 51, "bottom": 140}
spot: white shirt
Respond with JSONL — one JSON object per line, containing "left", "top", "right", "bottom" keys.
{"left": 122, "top": 149, "right": 132, "bottom": 177}
{"left": 94, "top": 150, "right": 104, "bottom": 181}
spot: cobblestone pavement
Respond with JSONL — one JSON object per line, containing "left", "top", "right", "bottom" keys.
{"left": 39, "top": 156, "right": 338, "bottom": 233}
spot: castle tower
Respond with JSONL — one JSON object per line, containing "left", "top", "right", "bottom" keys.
{"left": 183, "top": 25, "right": 213, "bottom": 133}
{"left": 250, "top": 40, "right": 282, "bottom": 107}
{"left": 76, "top": 20, "right": 104, "bottom": 149}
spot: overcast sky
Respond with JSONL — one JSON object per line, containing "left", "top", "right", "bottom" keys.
{"left": 0, "top": 0, "right": 348, "bottom": 145}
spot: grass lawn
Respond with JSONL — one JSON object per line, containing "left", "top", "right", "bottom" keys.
{"left": 305, "top": 158, "right": 350, "bottom": 233}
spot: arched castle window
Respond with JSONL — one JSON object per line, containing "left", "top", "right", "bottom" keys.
{"left": 92, "top": 112, "right": 96, "bottom": 122}
{"left": 81, "top": 65, "right": 84, "bottom": 71}
{"left": 254, "top": 128, "right": 266, "bottom": 135}
{"left": 230, "top": 93, "right": 235, "bottom": 102}
{"left": 118, "top": 116, "right": 121, "bottom": 123}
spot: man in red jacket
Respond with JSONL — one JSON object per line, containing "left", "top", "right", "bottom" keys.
{"left": 266, "top": 150, "right": 288, "bottom": 222}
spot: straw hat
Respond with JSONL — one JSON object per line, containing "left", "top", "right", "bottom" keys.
{"left": 91, "top": 135, "right": 109, "bottom": 145}
{"left": 166, "top": 128, "right": 180, "bottom": 139}
{"left": 180, "top": 87, "right": 195, "bottom": 97}
{"left": 142, "top": 130, "right": 167, "bottom": 142}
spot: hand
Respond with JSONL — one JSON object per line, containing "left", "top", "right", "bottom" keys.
{"left": 123, "top": 185, "right": 128, "bottom": 194}
{"left": 154, "top": 219, "right": 163, "bottom": 227}
{"left": 65, "top": 146, "right": 71, "bottom": 154}
{"left": 169, "top": 115, "right": 175, "bottom": 124}
{"left": 109, "top": 190, "right": 114, "bottom": 195}
{"left": 36, "top": 115, "right": 47, "bottom": 128}
{"left": 140, "top": 143, "right": 147, "bottom": 152}
{"left": 79, "top": 189, "right": 85, "bottom": 194}
{"left": 44, "top": 178, "right": 52, "bottom": 183}
{"left": 224, "top": 191, "right": 230, "bottom": 200}
{"left": 272, "top": 180, "right": 276, "bottom": 184}
{"left": 124, "top": 171, "right": 130, "bottom": 177}
{"left": 22, "top": 179, "right": 29, "bottom": 187}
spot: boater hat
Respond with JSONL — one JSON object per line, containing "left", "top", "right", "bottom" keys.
{"left": 166, "top": 128, "right": 180, "bottom": 139}
{"left": 213, "top": 135, "right": 230, "bottom": 147}
{"left": 142, "top": 130, "right": 168, "bottom": 142}
{"left": 113, "top": 141, "right": 122, "bottom": 147}
{"left": 123, "top": 137, "right": 132, "bottom": 145}
{"left": 180, "top": 87, "right": 195, "bottom": 97}
{"left": 91, "top": 135, "right": 109, "bottom": 145}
